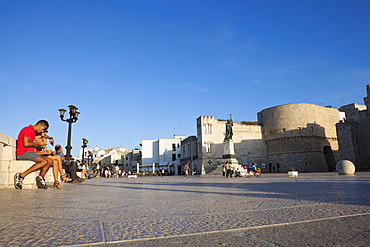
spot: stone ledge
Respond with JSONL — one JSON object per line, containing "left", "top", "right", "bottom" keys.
{"left": 0, "top": 132, "right": 15, "bottom": 146}
{"left": 0, "top": 160, "right": 54, "bottom": 189}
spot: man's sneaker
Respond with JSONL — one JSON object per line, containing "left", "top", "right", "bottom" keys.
{"left": 36, "top": 176, "right": 48, "bottom": 189}
{"left": 14, "top": 173, "right": 23, "bottom": 189}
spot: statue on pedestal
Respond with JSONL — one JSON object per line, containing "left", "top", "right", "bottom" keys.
{"left": 225, "top": 115, "right": 233, "bottom": 141}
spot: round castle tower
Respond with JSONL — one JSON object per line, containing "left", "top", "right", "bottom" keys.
{"left": 258, "top": 103, "right": 342, "bottom": 172}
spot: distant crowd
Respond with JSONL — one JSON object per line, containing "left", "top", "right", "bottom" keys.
{"left": 79, "top": 164, "right": 134, "bottom": 179}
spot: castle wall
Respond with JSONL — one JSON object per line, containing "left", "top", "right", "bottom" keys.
{"left": 258, "top": 103, "right": 342, "bottom": 172}
{"left": 355, "top": 112, "right": 370, "bottom": 169}
{"left": 336, "top": 121, "right": 358, "bottom": 164}
{"left": 338, "top": 98, "right": 370, "bottom": 170}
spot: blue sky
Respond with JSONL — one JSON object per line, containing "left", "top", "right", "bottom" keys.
{"left": 1, "top": 0, "right": 370, "bottom": 155}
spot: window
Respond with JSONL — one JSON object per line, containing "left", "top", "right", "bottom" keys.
{"left": 172, "top": 154, "right": 176, "bottom": 161}
{"left": 204, "top": 123, "right": 212, "bottom": 134}
{"left": 205, "top": 142, "right": 212, "bottom": 153}
{"left": 172, "top": 144, "right": 176, "bottom": 151}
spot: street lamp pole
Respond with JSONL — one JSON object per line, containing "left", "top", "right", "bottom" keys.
{"left": 87, "top": 151, "right": 93, "bottom": 166}
{"left": 81, "top": 138, "right": 88, "bottom": 164}
{"left": 59, "top": 105, "right": 80, "bottom": 165}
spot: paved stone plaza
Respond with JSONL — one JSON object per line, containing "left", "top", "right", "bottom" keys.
{"left": 1, "top": 172, "right": 370, "bottom": 247}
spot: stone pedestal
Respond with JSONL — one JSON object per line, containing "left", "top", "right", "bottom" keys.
{"left": 222, "top": 139, "right": 239, "bottom": 166}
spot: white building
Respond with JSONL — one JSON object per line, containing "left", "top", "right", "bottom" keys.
{"left": 124, "top": 149, "right": 142, "bottom": 172}
{"left": 197, "top": 116, "right": 267, "bottom": 174}
{"left": 79, "top": 145, "right": 106, "bottom": 163}
{"left": 141, "top": 136, "right": 188, "bottom": 174}
{"left": 80, "top": 146, "right": 141, "bottom": 171}
{"left": 180, "top": 136, "right": 198, "bottom": 174}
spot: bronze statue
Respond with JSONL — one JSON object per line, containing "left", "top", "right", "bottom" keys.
{"left": 225, "top": 115, "right": 233, "bottom": 140}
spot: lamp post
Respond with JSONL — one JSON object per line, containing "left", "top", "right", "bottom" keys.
{"left": 59, "top": 105, "right": 80, "bottom": 165}
{"left": 87, "top": 150, "right": 93, "bottom": 166}
{"left": 81, "top": 138, "right": 88, "bottom": 164}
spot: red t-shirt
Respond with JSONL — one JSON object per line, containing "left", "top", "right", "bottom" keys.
{"left": 16, "top": 125, "right": 36, "bottom": 156}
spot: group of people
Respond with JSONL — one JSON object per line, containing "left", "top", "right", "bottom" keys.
{"left": 222, "top": 162, "right": 258, "bottom": 178}
{"left": 222, "top": 162, "right": 233, "bottom": 178}
{"left": 95, "top": 165, "right": 133, "bottom": 178}
{"left": 14, "top": 120, "right": 84, "bottom": 190}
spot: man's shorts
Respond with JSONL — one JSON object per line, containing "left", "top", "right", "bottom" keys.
{"left": 16, "top": 151, "right": 41, "bottom": 162}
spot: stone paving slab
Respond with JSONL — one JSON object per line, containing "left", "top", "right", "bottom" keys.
{"left": 97, "top": 214, "right": 370, "bottom": 247}
{"left": 0, "top": 172, "right": 369, "bottom": 246}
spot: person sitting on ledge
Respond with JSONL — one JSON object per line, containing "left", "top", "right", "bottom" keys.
{"left": 33, "top": 130, "right": 65, "bottom": 189}
{"left": 14, "top": 120, "right": 56, "bottom": 189}
{"left": 55, "top": 145, "right": 84, "bottom": 183}
{"left": 78, "top": 161, "right": 89, "bottom": 179}
{"left": 235, "top": 168, "right": 241, "bottom": 177}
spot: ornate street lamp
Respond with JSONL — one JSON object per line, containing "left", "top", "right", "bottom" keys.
{"left": 59, "top": 105, "right": 79, "bottom": 165}
{"left": 81, "top": 138, "right": 88, "bottom": 163}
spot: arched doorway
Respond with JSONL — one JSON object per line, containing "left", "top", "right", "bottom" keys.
{"left": 323, "top": 146, "right": 336, "bottom": 171}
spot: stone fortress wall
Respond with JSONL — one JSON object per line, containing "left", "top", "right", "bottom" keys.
{"left": 257, "top": 103, "right": 343, "bottom": 172}
{"left": 336, "top": 85, "right": 370, "bottom": 170}
{"left": 198, "top": 103, "right": 347, "bottom": 174}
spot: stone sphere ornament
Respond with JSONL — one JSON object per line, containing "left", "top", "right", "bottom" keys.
{"left": 336, "top": 160, "right": 356, "bottom": 175}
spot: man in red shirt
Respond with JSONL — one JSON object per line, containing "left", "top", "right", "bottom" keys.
{"left": 14, "top": 120, "right": 54, "bottom": 189}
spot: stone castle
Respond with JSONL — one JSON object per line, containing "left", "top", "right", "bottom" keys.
{"left": 336, "top": 85, "right": 370, "bottom": 170}
{"left": 197, "top": 84, "right": 370, "bottom": 174}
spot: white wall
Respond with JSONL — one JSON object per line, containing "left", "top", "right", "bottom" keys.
{"left": 141, "top": 140, "right": 157, "bottom": 166}
{"left": 142, "top": 136, "right": 187, "bottom": 169}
